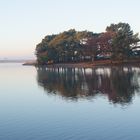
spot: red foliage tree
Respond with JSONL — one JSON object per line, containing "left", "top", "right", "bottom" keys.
{"left": 84, "top": 31, "right": 116, "bottom": 60}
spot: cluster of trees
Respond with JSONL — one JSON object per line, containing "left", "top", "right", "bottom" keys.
{"left": 36, "top": 23, "right": 140, "bottom": 64}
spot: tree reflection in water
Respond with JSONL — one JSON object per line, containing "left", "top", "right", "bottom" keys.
{"left": 36, "top": 66, "right": 140, "bottom": 105}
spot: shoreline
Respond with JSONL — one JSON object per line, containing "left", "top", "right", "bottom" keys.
{"left": 23, "top": 59, "right": 140, "bottom": 68}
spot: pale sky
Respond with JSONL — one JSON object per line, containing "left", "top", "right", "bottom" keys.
{"left": 0, "top": 0, "right": 140, "bottom": 59}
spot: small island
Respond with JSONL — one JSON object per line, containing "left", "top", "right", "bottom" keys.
{"left": 34, "top": 22, "right": 140, "bottom": 68}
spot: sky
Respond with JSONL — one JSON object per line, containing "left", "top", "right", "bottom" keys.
{"left": 0, "top": 0, "right": 140, "bottom": 59}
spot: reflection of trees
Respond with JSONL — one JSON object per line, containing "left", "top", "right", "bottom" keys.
{"left": 110, "top": 68, "right": 136, "bottom": 104}
{"left": 36, "top": 66, "right": 140, "bottom": 104}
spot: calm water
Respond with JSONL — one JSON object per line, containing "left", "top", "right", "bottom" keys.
{"left": 0, "top": 63, "right": 140, "bottom": 140}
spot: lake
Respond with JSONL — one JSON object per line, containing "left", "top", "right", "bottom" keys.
{"left": 0, "top": 63, "right": 140, "bottom": 140}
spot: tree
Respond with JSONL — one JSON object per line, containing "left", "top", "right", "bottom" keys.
{"left": 84, "top": 32, "right": 114, "bottom": 61}
{"left": 83, "top": 36, "right": 99, "bottom": 61}
{"left": 35, "top": 29, "right": 95, "bottom": 64}
{"left": 106, "top": 22, "right": 139, "bottom": 60}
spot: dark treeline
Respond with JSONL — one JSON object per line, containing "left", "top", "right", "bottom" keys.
{"left": 36, "top": 22, "right": 140, "bottom": 64}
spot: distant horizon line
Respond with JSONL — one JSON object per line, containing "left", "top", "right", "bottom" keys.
{"left": 0, "top": 59, "right": 36, "bottom": 62}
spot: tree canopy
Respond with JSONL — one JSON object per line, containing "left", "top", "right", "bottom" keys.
{"left": 106, "top": 23, "right": 139, "bottom": 59}
{"left": 35, "top": 23, "right": 140, "bottom": 64}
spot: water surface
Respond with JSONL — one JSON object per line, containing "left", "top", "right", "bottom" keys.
{"left": 0, "top": 63, "right": 140, "bottom": 140}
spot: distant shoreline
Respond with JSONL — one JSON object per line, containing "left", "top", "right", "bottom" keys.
{"left": 0, "top": 60, "right": 27, "bottom": 63}
{"left": 0, "top": 59, "right": 35, "bottom": 64}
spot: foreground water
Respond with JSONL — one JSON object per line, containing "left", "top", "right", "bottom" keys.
{"left": 0, "top": 63, "right": 140, "bottom": 140}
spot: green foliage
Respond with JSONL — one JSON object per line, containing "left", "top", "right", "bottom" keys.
{"left": 106, "top": 22, "right": 139, "bottom": 60}
{"left": 35, "top": 29, "right": 95, "bottom": 64}
{"left": 36, "top": 23, "right": 140, "bottom": 64}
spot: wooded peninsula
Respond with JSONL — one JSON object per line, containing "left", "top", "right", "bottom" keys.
{"left": 35, "top": 22, "right": 140, "bottom": 67}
